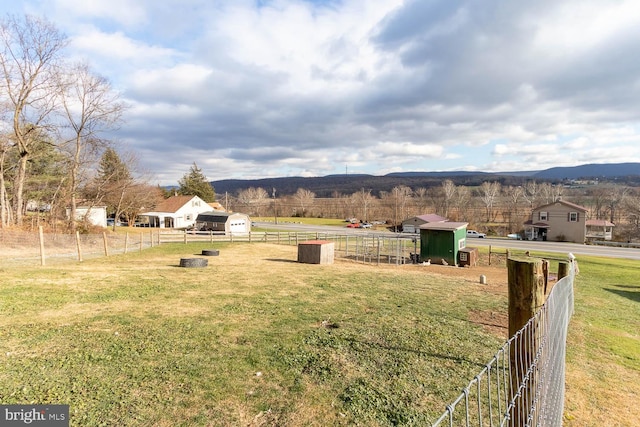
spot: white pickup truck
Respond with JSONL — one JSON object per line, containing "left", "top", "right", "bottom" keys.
{"left": 466, "top": 230, "right": 486, "bottom": 238}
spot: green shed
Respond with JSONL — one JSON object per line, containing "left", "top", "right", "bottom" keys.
{"left": 419, "top": 222, "right": 468, "bottom": 266}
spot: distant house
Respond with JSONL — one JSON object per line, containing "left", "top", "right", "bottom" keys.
{"left": 402, "top": 214, "right": 448, "bottom": 233}
{"left": 195, "top": 211, "right": 251, "bottom": 234}
{"left": 523, "top": 199, "right": 588, "bottom": 243}
{"left": 585, "top": 219, "right": 615, "bottom": 241}
{"left": 66, "top": 205, "right": 108, "bottom": 228}
{"left": 136, "top": 195, "right": 212, "bottom": 229}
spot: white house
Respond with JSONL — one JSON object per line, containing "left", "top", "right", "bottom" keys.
{"left": 136, "top": 195, "right": 213, "bottom": 229}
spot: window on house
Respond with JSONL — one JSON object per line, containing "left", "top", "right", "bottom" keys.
{"left": 569, "top": 212, "right": 578, "bottom": 222}
{"left": 539, "top": 211, "right": 548, "bottom": 221}
{"left": 186, "top": 214, "right": 193, "bottom": 221}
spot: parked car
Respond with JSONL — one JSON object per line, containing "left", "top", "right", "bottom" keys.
{"left": 507, "top": 233, "right": 522, "bottom": 240}
{"left": 346, "top": 223, "right": 360, "bottom": 228}
{"left": 466, "top": 230, "right": 486, "bottom": 238}
{"left": 360, "top": 223, "right": 372, "bottom": 228}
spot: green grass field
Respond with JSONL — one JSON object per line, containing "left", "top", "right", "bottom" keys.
{"left": 0, "top": 241, "right": 638, "bottom": 426}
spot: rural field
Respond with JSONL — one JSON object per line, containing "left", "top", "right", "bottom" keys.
{"left": 0, "top": 240, "right": 638, "bottom": 426}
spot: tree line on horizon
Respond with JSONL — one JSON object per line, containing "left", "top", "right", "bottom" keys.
{"left": 230, "top": 180, "right": 640, "bottom": 241}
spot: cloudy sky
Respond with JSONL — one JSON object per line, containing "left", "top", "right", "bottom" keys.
{"left": 3, "top": 0, "right": 640, "bottom": 185}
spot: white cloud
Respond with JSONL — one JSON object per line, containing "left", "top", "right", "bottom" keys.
{"left": 3, "top": 0, "right": 640, "bottom": 184}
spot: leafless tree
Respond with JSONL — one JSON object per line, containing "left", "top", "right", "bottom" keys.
{"left": 480, "top": 181, "right": 501, "bottom": 222}
{"left": 413, "top": 187, "right": 429, "bottom": 213}
{"left": 622, "top": 189, "right": 640, "bottom": 241}
{"left": 453, "top": 185, "right": 471, "bottom": 221}
{"left": 381, "top": 185, "right": 412, "bottom": 230}
{"left": 539, "top": 182, "right": 563, "bottom": 204}
{"left": 0, "top": 15, "right": 68, "bottom": 225}
{"left": 236, "top": 187, "right": 269, "bottom": 216}
{"left": 441, "top": 179, "right": 456, "bottom": 218}
{"left": 351, "top": 188, "right": 374, "bottom": 222}
{"left": 504, "top": 185, "right": 524, "bottom": 232}
{"left": 293, "top": 188, "right": 315, "bottom": 217}
{"left": 522, "top": 181, "right": 539, "bottom": 208}
{"left": 56, "top": 62, "right": 124, "bottom": 229}
{"left": 604, "top": 185, "right": 629, "bottom": 224}
{"left": 0, "top": 132, "right": 12, "bottom": 226}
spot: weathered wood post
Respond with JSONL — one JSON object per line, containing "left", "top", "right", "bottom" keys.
{"left": 76, "top": 231, "right": 83, "bottom": 262}
{"left": 38, "top": 226, "right": 46, "bottom": 266}
{"left": 103, "top": 232, "right": 109, "bottom": 256}
{"left": 507, "top": 256, "right": 546, "bottom": 427}
{"left": 557, "top": 261, "right": 569, "bottom": 280}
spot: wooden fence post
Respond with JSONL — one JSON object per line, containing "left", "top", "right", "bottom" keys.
{"left": 76, "top": 231, "right": 83, "bottom": 262}
{"left": 558, "top": 261, "right": 569, "bottom": 280}
{"left": 103, "top": 232, "right": 109, "bottom": 256}
{"left": 507, "top": 256, "right": 546, "bottom": 427}
{"left": 38, "top": 226, "right": 46, "bottom": 266}
{"left": 124, "top": 232, "right": 129, "bottom": 254}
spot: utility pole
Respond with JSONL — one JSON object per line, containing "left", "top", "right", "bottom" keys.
{"left": 272, "top": 188, "right": 278, "bottom": 224}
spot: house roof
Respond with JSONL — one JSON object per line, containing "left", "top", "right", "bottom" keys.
{"left": 414, "top": 214, "right": 448, "bottom": 223}
{"left": 534, "top": 199, "right": 588, "bottom": 212}
{"left": 155, "top": 195, "right": 199, "bottom": 213}
{"left": 419, "top": 221, "right": 468, "bottom": 231}
{"left": 586, "top": 219, "right": 615, "bottom": 227}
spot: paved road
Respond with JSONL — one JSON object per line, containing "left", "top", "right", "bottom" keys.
{"left": 254, "top": 221, "right": 640, "bottom": 260}
{"left": 465, "top": 238, "right": 640, "bottom": 260}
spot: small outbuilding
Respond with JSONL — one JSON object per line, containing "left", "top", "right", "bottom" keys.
{"left": 66, "top": 205, "right": 108, "bottom": 228}
{"left": 297, "top": 240, "right": 335, "bottom": 264}
{"left": 419, "top": 222, "right": 468, "bottom": 266}
{"left": 402, "top": 214, "right": 448, "bottom": 234}
{"left": 195, "top": 211, "right": 251, "bottom": 234}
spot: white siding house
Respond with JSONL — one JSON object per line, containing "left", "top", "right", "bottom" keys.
{"left": 136, "top": 195, "right": 213, "bottom": 229}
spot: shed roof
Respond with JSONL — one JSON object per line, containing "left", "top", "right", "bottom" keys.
{"left": 412, "top": 214, "right": 448, "bottom": 223}
{"left": 419, "top": 221, "right": 468, "bottom": 231}
{"left": 196, "top": 211, "right": 232, "bottom": 222}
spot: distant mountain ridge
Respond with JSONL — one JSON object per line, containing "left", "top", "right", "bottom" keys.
{"left": 210, "top": 162, "right": 640, "bottom": 197}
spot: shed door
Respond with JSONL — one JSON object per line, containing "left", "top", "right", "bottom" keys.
{"left": 229, "top": 219, "right": 247, "bottom": 233}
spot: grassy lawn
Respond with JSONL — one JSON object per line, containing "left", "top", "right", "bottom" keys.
{"left": 563, "top": 256, "right": 640, "bottom": 426}
{"left": 0, "top": 242, "right": 638, "bottom": 426}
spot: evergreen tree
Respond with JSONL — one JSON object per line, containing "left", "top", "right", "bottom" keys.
{"left": 178, "top": 163, "right": 216, "bottom": 202}
{"left": 94, "top": 147, "right": 133, "bottom": 218}
{"left": 97, "top": 147, "right": 131, "bottom": 183}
